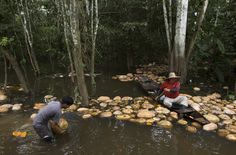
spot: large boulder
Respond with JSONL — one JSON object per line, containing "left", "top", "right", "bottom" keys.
{"left": 204, "top": 114, "right": 220, "bottom": 123}
{"left": 137, "top": 109, "right": 155, "bottom": 118}
{"left": 203, "top": 123, "right": 218, "bottom": 131}
{"left": 158, "top": 120, "right": 173, "bottom": 129}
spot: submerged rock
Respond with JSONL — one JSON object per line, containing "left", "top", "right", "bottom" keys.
{"left": 191, "top": 122, "right": 202, "bottom": 129}
{"left": 226, "top": 134, "right": 236, "bottom": 141}
{"left": 177, "top": 119, "right": 188, "bottom": 125}
{"left": 137, "top": 109, "right": 155, "bottom": 118}
{"left": 217, "top": 129, "right": 230, "bottom": 137}
{"left": 158, "top": 120, "right": 173, "bottom": 129}
{"left": 146, "top": 118, "right": 156, "bottom": 125}
{"left": 116, "top": 114, "right": 131, "bottom": 120}
{"left": 186, "top": 126, "right": 197, "bottom": 133}
{"left": 204, "top": 114, "right": 220, "bottom": 123}
{"left": 203, "top": 123, "right": 218, "bottom": 131}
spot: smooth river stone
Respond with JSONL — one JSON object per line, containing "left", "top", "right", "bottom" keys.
{"left": 100, "top": 111, "right": 112, "bottom": 118}
{"left": 177, "top": 119, "right": 188, "bottom": 125}
{"left": 225, "top": 125, "right": 236, "bottom": 133}
{"left": 113, "top": 110, "right": 122, "bottom": 115}
{"left": 170, "top": 112, "right": 178, "bottom": 120}
{"left": 12, "top": 104, "right": 22, "bottom": 111}
{"left": 155, "top": 107, "right": 170, "bottom": 114}
{"left": 226, "top": 134, "right": 236, "bottom": 141}
{"left": 192, "top": 96, "right": 202, "bottom": 103}
{"left": 191, "top": 122, "right": 202, "bottom": 129}
{"left": 158, "top": 120, "right": 173, "bottom": 129}
{"left": 218, "top": 114, "right": 231, "bottom": 120}
{"left": 203, "top": 123, "right": 218, "bottom": 131}
{"left": 186, "top": 126, "right": 197, "bottom": 133}
{"left": 116, "top": 114, "right": 131, "bottom": 120}
{"left": 217, "top": 129, "right": 230, "bottom": 137}
{"left": 142, "top": 102, "right": 154, "bottom": 109}
{"left": 137, "top": 109, "right": 155, "bottom": 119}
{"left": 97, "top": 96, "right": 110, "bottom": 102}
{"left": 122, "top": 108, "right": 133, "bottom": 114}
{"left": 82, "top": 114, "right": 92, "bottom": 119}
{"left": 204, "top": 114, "right": 220, "bottom": 123}
{"left": 0, "top": 106, "right": 9, "bottom": 113}
{"left": 224, "top": 109, "right": 235, "bottom": 115}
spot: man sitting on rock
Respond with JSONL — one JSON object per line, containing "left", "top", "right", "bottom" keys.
{"left": 33, "top": 96, "right": 73, "bottom": 142}
{"left": 158, "top": 72, "right": 188, "bottom": 108}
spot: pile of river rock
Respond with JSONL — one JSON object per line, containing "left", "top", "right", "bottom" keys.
{"left": 112, "top": 64, "right": 168, "bottom": 83}
{"left": 65, "top": 94, "right": 236, "bottom": 142}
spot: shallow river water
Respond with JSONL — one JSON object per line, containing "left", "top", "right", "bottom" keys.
{"left": 0, "top": 74, "right": 236, "bottom": 155}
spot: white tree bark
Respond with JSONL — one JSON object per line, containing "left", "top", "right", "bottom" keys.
{"left": 173, "top": 0, "right": 188, "bottom": 81}
{"left": 70, "top": 0, "right": 89, "bottom": 105}
{"left": 162, "top": 0, "right": 171, "bottom": 53}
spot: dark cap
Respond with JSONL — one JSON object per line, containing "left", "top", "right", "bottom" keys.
{"left": 61, "top": 96, "right": 74, "bottom": 105}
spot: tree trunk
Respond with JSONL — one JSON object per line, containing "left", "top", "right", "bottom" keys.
{"left": 173, "top": 0, "right": 188, "bottom": 82}
{"left": 1, "top": 47, "right": 29, "bottom": 93}
{"left": 70, "top": 0, "right": 89, "bottom": 105}
{"left": 186, "top": 0, "right": 209, "bottom": 62}
{"left": 3, "top": 56, "right": 7, "bottom": 89}
{"left": 61, "top": 0, "right": 75, "bottom": 82}
{"left": 19, "top": 0, "right": 40, "bottom": 75}
{"left": 90, "top": 0, "right": 99, "bottom": 89}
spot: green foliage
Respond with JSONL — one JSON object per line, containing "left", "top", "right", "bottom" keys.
{"left": 0, "top": 37, "right": 14, "bottom": 47}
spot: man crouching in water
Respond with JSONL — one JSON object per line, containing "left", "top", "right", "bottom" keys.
{"left": 33, "top": 96, "right": 73, "bottom": 142}
{"left": 159, "top": 72, "right": 188, "bottom": 108}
